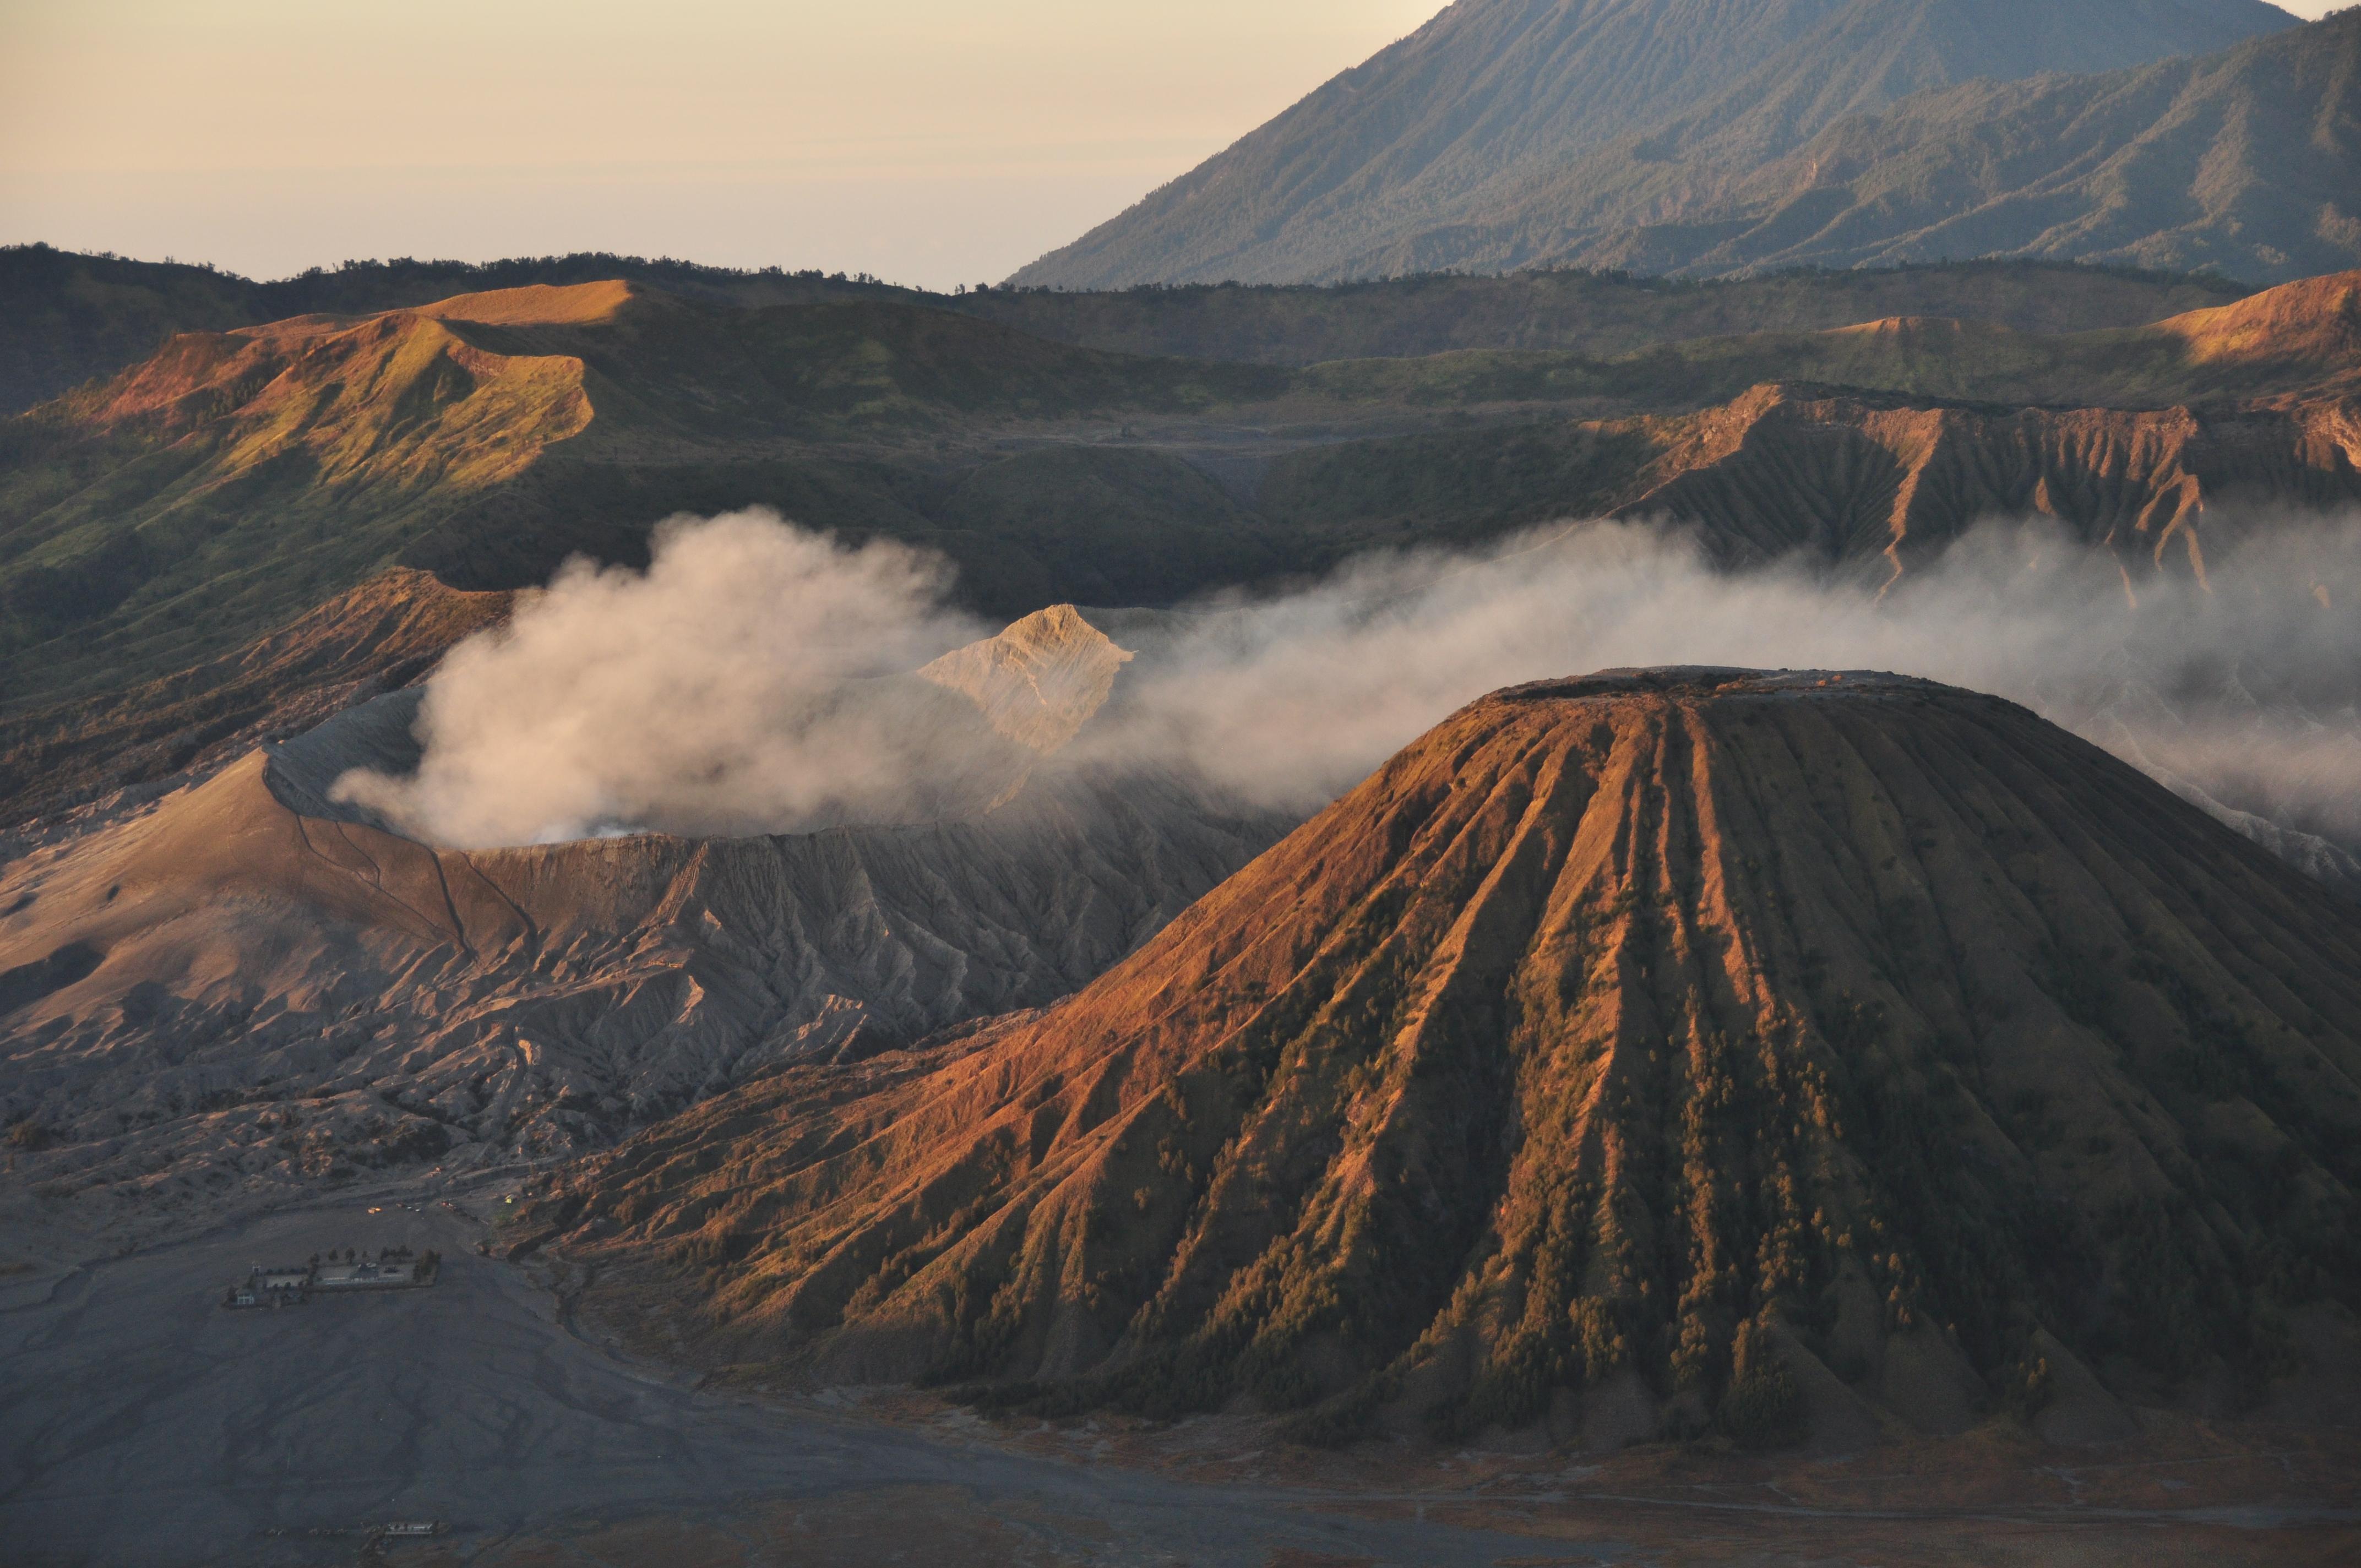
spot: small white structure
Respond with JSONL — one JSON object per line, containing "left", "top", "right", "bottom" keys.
{"left": 224, "top": 1251, "right": 429, "bottom": 1308}
{"left": 225, "top": 1263, "right": 311, "bottom": 1307}
{"left": 312, "top": 1259, "right": 412, "bottom": 1290}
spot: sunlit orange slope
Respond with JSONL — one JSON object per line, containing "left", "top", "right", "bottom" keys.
{"left": 531, "top": 668, "right": 2361, "bottom": 1446}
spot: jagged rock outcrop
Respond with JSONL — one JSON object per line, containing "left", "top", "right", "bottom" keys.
{"left": 538, "top": 669, "right": 2361, "bottom": 1446}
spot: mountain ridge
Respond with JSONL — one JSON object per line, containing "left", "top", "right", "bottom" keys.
{"left": 8, "top": 268, "right": 2360, "bottom": 831}
{"left": 2, "top": 244, "right": 2255, "bottom": 416}
{"left": 1482, "top": 10, "right": 2361, "bottom": 285}
{"left": 1011, "top": 0, "right": 2331, "bottom": 288}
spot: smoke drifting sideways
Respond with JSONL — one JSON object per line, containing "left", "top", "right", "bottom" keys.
{"left": 336, "top": 507, "right": 2361, "bottom": 888}
{"left": 332, "top": 511, "right": 993, "bottom": 845}
{"left": 1092, "top": 515, "right": 2361, "bottom": 827}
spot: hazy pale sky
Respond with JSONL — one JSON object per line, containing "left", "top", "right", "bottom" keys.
{"left": 0, "top": 1, "right": 1444, "bottom": 288}
{"left": 1, "top": 1, "right": 2335, "bottom": 289}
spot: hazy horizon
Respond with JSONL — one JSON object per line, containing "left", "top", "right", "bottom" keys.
{"left": 7, "top": 1, "right": 2337, "bottom": 292}
{"left": 0, "top": 1, "right": 1443, "bottom": 291}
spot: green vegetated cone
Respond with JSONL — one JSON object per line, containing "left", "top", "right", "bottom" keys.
{"left": 536, "top": 668, "right": 2361, "bottom": 1446}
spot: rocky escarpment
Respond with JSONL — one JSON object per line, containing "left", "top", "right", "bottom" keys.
{"left": 1611, "top": 384, "right": 2361, "bottom": 581}
{"left": 12, "top": 266, "right": 2359, "bottom": 744}
{"left": 534, "top": 669, "right": 2361, "bottom": 1448}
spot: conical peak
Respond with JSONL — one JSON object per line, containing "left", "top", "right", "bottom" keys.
{"left": 915, "top": 603, "right": 1135, "bottom": 755}
{"left": 536, "top": 655, "right": 2361, "bottom": 1446}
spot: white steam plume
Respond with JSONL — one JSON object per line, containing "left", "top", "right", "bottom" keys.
{"left": 1088, "top": 516, "right": 2361, "bottom": 838}
{"left": 333, "top": 510, "right": 991, "bottom": 845}
{"left": 338, "top": 505, "right": 2361, "bottom": 875}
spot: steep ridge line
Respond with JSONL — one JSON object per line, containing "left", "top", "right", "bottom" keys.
{"left": 1011, "top": 0, "right": 2305, "bottom": 287}
{"left": 1471, "top": 12, "right": 2361, "bottom": 286}
{"left": 1600, "top": 385, "right": 2361, "bottom": 580}
{"left": 406, "top": 280, "right": 643, "bottom": 327}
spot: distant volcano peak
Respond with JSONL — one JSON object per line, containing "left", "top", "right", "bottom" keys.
{"left": 1012, "top": 0, "right": 2313, "bottom": 287}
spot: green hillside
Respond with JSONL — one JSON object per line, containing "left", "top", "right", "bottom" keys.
{"left": 950, "top": 262, "right": 2249, "bottom": 367}
{"left": 0, "top": 284, "right": 1291, "bottom": 711}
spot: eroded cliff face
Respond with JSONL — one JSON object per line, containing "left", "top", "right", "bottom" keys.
{"left": 1613, "top": 385, "right": 2361, "bottom": 582}
{"left": 534, "top": 671, "right": 2361, "bottom": 1445}
{"left": 0, "top": 607, "right": 1287, "bottom": 1229}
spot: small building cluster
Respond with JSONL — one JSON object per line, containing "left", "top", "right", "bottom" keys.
{"left": 221, "top": 1246, "right": 439, "bottom": 1308}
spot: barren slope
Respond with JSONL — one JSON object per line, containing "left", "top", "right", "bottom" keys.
{"left": 529, "top": 669, "right": 2361, "bottom": 1449}
{"left": 0, "top": 567, "right": 512, "bottom": 828}
{"left": 0, "top": 608, "right": 1287, "bottom": 1233}
{"left": 1524, "top": 12, "right": 2361, "bottom": 285}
